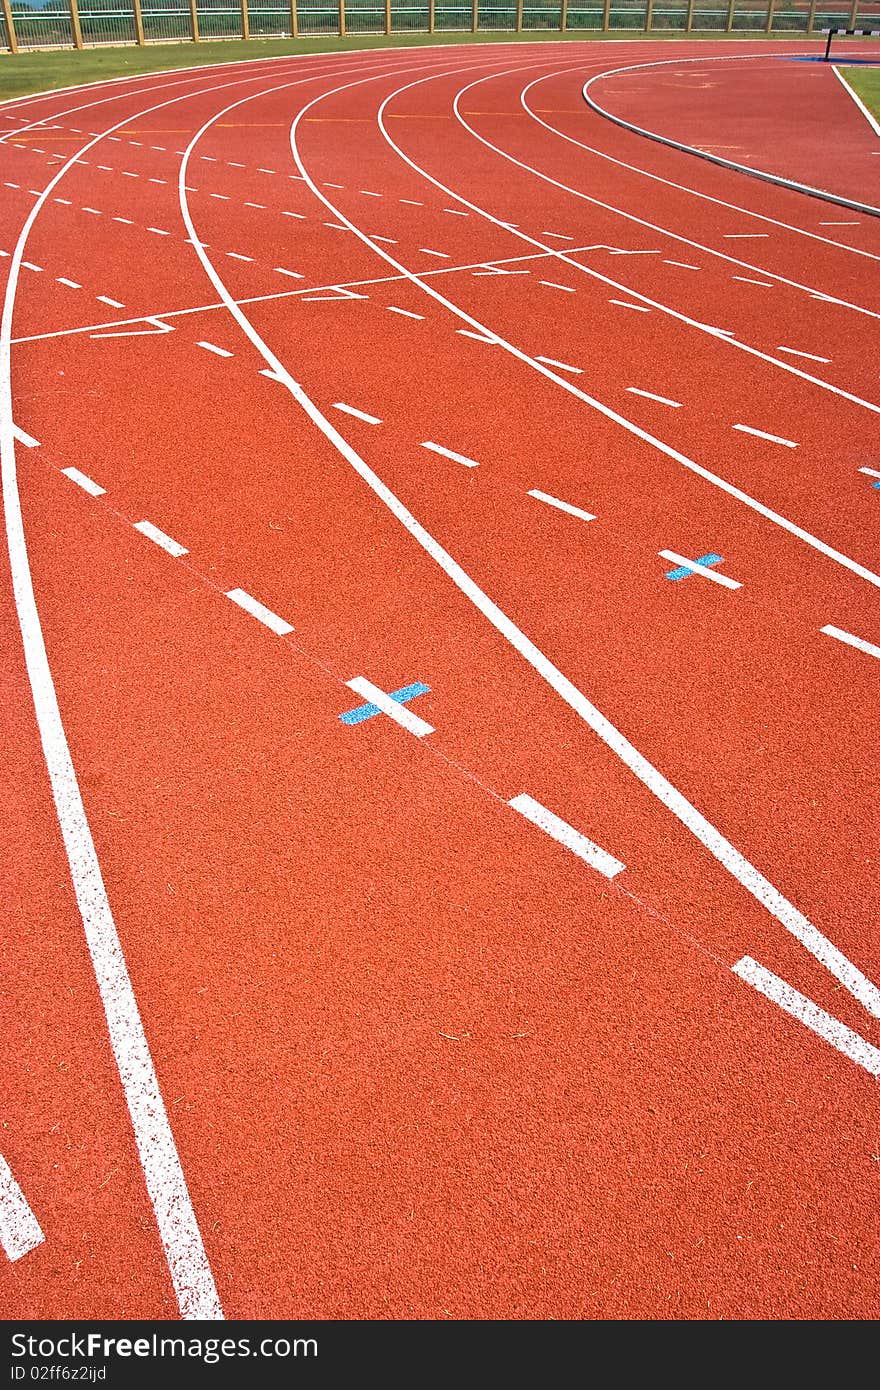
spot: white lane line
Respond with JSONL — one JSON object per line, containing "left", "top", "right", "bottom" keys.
{"left": 121, "top": 170, "right": 138, "bottom": 178}
{"left": 659, "top": 550, "right": 741, "bottom": 589}
{"left": 274, "top": 267, "right": 303, "bottom": 279}
{"left": 539, "top": 280, "right": 575, "bottom": 292}
{"left": 509, "top": 793, "right": 625, "bottom": 879}
{"left": 148, "top": 178, "right": 166, "bottom": 185}
{"left": 225, "top": 588, "right": 293, "bottom": 635}
{"left": 819, "top": 220, "right": 859, "bottom": 226}
{"left": 196, "top": 341, "right": 233, "bottom": 358}
{"left": 209, "top": 193, "right": 230, "bottom": 200}
{"left": 820, "top": 624, "right": 880, "bottom": 660}
{"left": 56, "top": 278, "right": 81, "bottom": 289}
{"left": 83, "top": 207, "right": 101, "bottom": 215}
{"left": 244, "top": 201, "right": 265, "bottom": 209}
{"left": 733, "top": 957, "right": 880, "bottom": 1076}
{"left": 859, "top": 466, "right": 880, "bottom": 479}
{"left": 0, "top": 1157, "right": 44, "bottom": 1262}
{"left": 776, "top": 345, "right": 830, "bottom": 364}
{"left": 22, "top": 262, "right": 42, "bottom": 272}
{"left": 387, "top": 305, "right": 424, "bottom": 319}
{"left": 54, "top": 197, "right": 72, "bottom": 205}
{"left": 12, "top": 425, "right": 39, "bottom": 448}
{"left": 610, "top": 299, "right": 650, "bottom": 312}
{"left": 541, "top": 230, "right": 573, "bottom": 240}
{"left": 723, "top": 233, "right": 769, "bottom": 239}
{"left": 536, "top": 354, "right": 582, "bottom": 374}
{"left": 324, "top": 221, "right": 348, "bottom": 230}
{"left": 112, "top": 217, "right": 134, "bottom": 225}
{"left": 96, "top": 296, "right": 125, "bottom": 308}
{"left": 360, "top": 189, "right": 381, "bottom": 197}
{"left": 332, "top": 401, "right": 382, "bottom": 424}
{"left": 61, "top": 466, "right": 104, "bottom": 496}
{"left": 133, "top": 520, "right": 188, "bottom": 558}
{"left": 421, "top": 440, "right": 479, "bottom": 468}
{"left": 733, "top": 423, "right": 798, "bottom": 448}
{"left": 627, "top": 387, "right": 682, "bottom": 408}
{"left": 419, "top": 248, "right": 450, "bottom": 258}
{"left": 400, "top": 197, "right": 423, "bottom": 205}
{"left": 281, "top": 211, "right": 306, "bottom": 219}
{"left": 664, "top": 259, "right": 700, "bottom": 269}
{"left": 457, "top": 328, "right": 495, "bottom": 342}
{"left": 346, "top": 676, "right": 434, "bottom": 738}
{"left": 830, "top": 64, "right": 880, "bottom": 140}
{"left": 733, "top": 275, "right": 773, "bottom": 286}
{"left": 528, "top": 489, "right": 596, "bottom": 522}
{"left": 147, "top": 227, "right": 171, "bottom": 236}
{"left": 370, "top": 234, "right": 397, "bottom": 244}
{"left": 226, "top": 251, "right": 253, "bottom": 261}
{"left": 443, "top": 207, "right": 468, "bottom": 216}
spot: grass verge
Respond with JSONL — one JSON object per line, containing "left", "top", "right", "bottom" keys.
{"left": 840, "top": 66, "right": 880, "bottom": 122}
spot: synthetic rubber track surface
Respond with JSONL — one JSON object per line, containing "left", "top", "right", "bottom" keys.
{"left": 1, "top": 38, "right": 879, "bottom": 1321}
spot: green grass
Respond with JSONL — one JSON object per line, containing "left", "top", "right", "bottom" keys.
{"left": 0, "top": 29, "right": 828, "bottom": 104}
{"left": 841, "top": 66, "right": 880, "bottom": 122}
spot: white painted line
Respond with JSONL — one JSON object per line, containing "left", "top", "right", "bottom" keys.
{"left": 56, "top": 278, "right": 81, "bottom": 289}
{"left": 607, "top": 248, "right": 660, "bottom": 256}
{"left": 820, "top": 624, "right": 880, "bottom": 660}
{"left": 509, "top": 793, "right": 625, "bottom": 879}
{"left": 733, "top": 423, "right": 798, "bottom": 448}
{"left": 830, "top": 64, "right": 880, "bottom": 139}
{"left": 281, "top": 211, "right": 306, "bottom": 220}
{"left": 723, "top": 233, "right": 769, "bottom": 239}
{"left": 274, "top": 267, "right": 303, "bottom": 279}
{"left": 12, "top": 425, "right": 39, "bottom": 448}
{"left": 54, "top": 197, "right": 72, "bottom": 205}
{"left": 22, "top": 262, "right": 42, "bottom": 272}
{"left": 400, "top": 198, "right": 423, "bottom": 205}
{"left": 225, "top": 588, "right": 293, "bottom": 635}
{"left": 226, "top": 251, "right": 253, "bottom": 261}
{"left": 209, "top": 193, "right": 230, "bottom": 200}
{"left": 332, "top": 402, "right": 382, "bottom": 425}
{"left": 659, "top": 550, "right": 741, "bottom": 589}
{"left": 83, "top": 207, "right": 102, "bottom": 215}
{"left": 819, "top": 220, "right": 859, "bottom": 226}
{"left": 196, "top": 341, "right": 233, "bottom": 358}
{"left": 541, "top": 230, "right": 573, "bottom": 240}
{"left": 112, "top": 217, "right": 134, "bottom": 225}
{"left": 244, "top": 202, "right": 265, "bottom": 209}
{"left": 627, "top": 387, "right": 682, "bottom": 408}
{"left": 421, "top": 440, "right": 479, "bottom": 468}
{"left": 387, "top": 306, "right": 424, "bottom": 319}
{"left": 133, "top": 520, "right": 188, "bottom": 558}
{"left": 733, "top": 957, "right": 880, "bottom": 1076}
{"left": 61, "top": 466, "right": 104, "bottom": 496}
{"left": 664, "top": 260, "right": 700, "bottom": 269}
{"left": 419, "top": 248, "right": 450, "bottom": 258}
{"left": 733, "top": 275, "right": 773, "bottom": 287}
{"left": 360, "top": 190, "right": 381, "bottom": 197}
{"left": 346, "top": 676, "right": 434, "bottom": 738}
{"left": 539, "top": 280, "right": 575, "bottom": 292}
{"left": 775, "top": 345, "right": 830, "bottom": 364}
{"left": 324, "top": 182, "right": 344, "bottom": 190}
{"left": 0, "top": 1157, "right": 44, "bottom": 1262}
{"left": 257, "top": 166, "right": 275, "bottom": 173}
{"left": 610, "top": 299, "right": 650, "bottom": 312}
{"left": 858, "top": 467, "right": 880, "bottom": 479}
{"left": 457, "top": 328, "right": 495, "bottom": 343}
{"left": 121, "top": 171, "right": 138, "bottom": 178}
{"left": 528, "top": 489, "right": 596, "bottom": 523}
{"left": 370, "top": 234, "right": 397, "bottom": 244}
{"left": 147, "top": 227, "right": 171, "bottom": 236}
{"left": 536, "top": 355, "right": 582, "bottom": 374}
{"left": 96, "top": 296, "right": 124, "bottom": 308}
{"left": 443, "top": 207, "right": 468, "bottom": 216}
{"left": 324, "top": 222, "right": 348, "bottom": 231}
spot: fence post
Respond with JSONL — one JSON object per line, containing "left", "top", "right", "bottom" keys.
{"left": 241, "top": 0, "right": 250, "bottom": 38}
{"left": 385, "top": 0, "right": 391, "bottom": 33}
{"left": 429, "top": 0, "right": 435, "bottom": 31}
{"left": 131, "top": 0, "right": 145, "bottom": 44}
{"left": 602, "top": 0, "right": 610, "bottom": 30}
{"left": 516, "top": 0, "right": 523, "bottom": 29}
{"left": 189, "top": 0, "right": 200, "bottom": 40}
{"left": 290, "top": 0, "right": 298, "bottom": 35}
{"left": 472, "top": 0, "right": 478, "bottom": 31}
{"left": 69, "top": 0, "right": 84, "bottom": 47}
{"left": 645, "top": 0, "right": 653, "bottom": 30}
{"left": 560, "top": 0, "right": 567, "bottom": 29}
{"left": 2, "top": 0, "right": 18, "bottom": 53}
{"left": 685, "top": 0, "right": 695, "bottom": 30}
{"left": 338, "top": 0, "right": 345, "bottom": 34}
{"left": 725, "top": 0, "right": 735, "bottom": 32}
{"left": 848, "top": 0, "right": 859, "bottom": 25}
{"left": 764, "top": 0, "right": 774, "bottom": 32}
{"left": 806, "top": 0, "right": 817, "bottom": 33}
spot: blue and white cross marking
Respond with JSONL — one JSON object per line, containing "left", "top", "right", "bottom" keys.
{"left": 340, "top": 678, "right": 433, "bottom": 737}
{"left": 660, "top": 550, "right": 741, "bottom": 590}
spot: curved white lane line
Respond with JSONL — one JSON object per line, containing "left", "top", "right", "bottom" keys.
{"left": 582, "top": 52, "right": 880, "bottom": 219}
{"left": 177, "top": 74, "right": 880, "bottom": 1021}
{"left": 0, "top": 55, "right": 360, "bottom": 1322}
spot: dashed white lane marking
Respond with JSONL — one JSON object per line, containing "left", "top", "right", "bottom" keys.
{"left": 121, "top": 171, "right": 138, "bottom": 179}
{"left": 443, "top": 207, "right": 468, "bottom": 216}
{"left": 324, "top": 182, "right": 344, "bottom": 189}
{"left": 457, "top": 328, "right": 495, "bottom": 343}
{"left": 12, "top": 425, "right": 39, "bottom": 448}
{"left": 664, "top": 259, "right": 700, "bottom": 269}
{"left": 733, "top": 957, "right": 880, "bottom": 1076}
{"left": 627, "top": 387, "right": 682, "bottom": 408}
{"left": 148, "top": 177, "right": 166, "bottom": 185}
{"left": 733, "top": 275, "right": 773, "bottom": 287}
{"left": 859, "top": 466, "right": 880, "bottom": 479}
{"left": 819, "top": 220, "right": 860, "bottom": 226}
{"left": 723, "top": 233, "right": 769, "bottom": 239}
{"left": 226, "top": 251, "right": 253, "bottom": 262}
{"left": 83, "top": 207, "right": 101, "bottom": 215}
{"left": 528, "top": 489, "right": 596, "bottom": 523}
{"left": 22, "top": 262, "right": 42, "bottom": 272}
{"left": 733, "top": 423, "right": 798, "bottom": 448}
{"left": 419, "top": 248, "right": 450, "bottom": 258}
{"left": 112, "top": 217, "right": 134, "bottom": 225}
{"left": 421, "top": 440, "right": 479, "bottom": 468}
{"left": 387, "top": 305, "right": 424, "bottom": 319}
{"left": 244, "top": 202, "right": 266, "bottom": 209}
{"left": 147, "top": 227, "right": 171, "bottom": 236}
{"left": 0, "top": 1156, "right": 44, "bottom": 1262}
{"left": 324, "top": 222, "right": 349, "bottom": 231}
{"left": 274, "top": 267, "right": 303, "bottom": 279}
{"left": 659, "top": 550, "right": 741, "bottom": 589}
{"left": 97, "top": 296, "right": 125, "bottom": 308}
{"left": 333, "top": 402, "right": 382, "bottom": 425}
{"left": 509, "top": 794, "right": 625, "bottom": 879}
{"left": 539, "top": 280, "right": 575, "bottom": 292}
{"left": 197, "top": 341, "right": 233, "bottom": 358}
{"left": 133, "top": 520, "right": 188, "bottom": 558}
{"left": 370, "top": 234, "right": 397, "bottom": 244}
{"left": 607, "top": 249, "right": 660, "bottom": 256}
{"left": 61, "top": 466, "right": 104, "bottom": 496}
{"left": 281, "top": 211, "right": 306, "bottom": 219}
{"left": 540, "top": 230, "right": 573, "bottom": 240}
{"left": 360, "top": 190, "right": 381, "bottom": 197}
{"left": 820, "top": 624, "right": 880, "bottom": 660}
{"left": 400, "top": 197, "right": 423, "bottom": 205}
{"left": 54, "top": 197, "right": 72, "bottom": 205}
{"left": 776, "top": 345, "right": 831, "bottom": 364}
{"left": 610, "top": 299, "right": 650, "bottom": 312}
{"left": 536, "top": 354, "right": 582, "bottom": 374}
{"left": 225, "top": 588, "right": 294, "bottom": 635}
{"left": 346, "top": 676, "right": 434, "bottom": 737}
{"left": 209, "top": 193, "right": 230, "bottom": 200}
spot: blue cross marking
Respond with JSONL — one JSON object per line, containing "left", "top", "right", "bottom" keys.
{"left": 665, "top": 552, "right": 723, "bottom": 581}
{"left": 339, "top": 681, "right": 430, "bottom": 726}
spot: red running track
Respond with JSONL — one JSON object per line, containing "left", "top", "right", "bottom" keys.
{"left": 1, "top": 38, "right": 879, "bottom": 1321}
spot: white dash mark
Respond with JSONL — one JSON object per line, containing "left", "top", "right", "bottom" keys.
{"left": 196, "top": 341, "right": 233, "bottom": 358}
{"left": 209, "top": 193, "right": 230, "bottom": 200}
{"left": 54, "top": 197, "right": 72, "bottom": 205}
{"left": 421, "top": 440, "right": 479, "bottom": 468}
{"left": 443, "top": 207, "right": 468, "bottom": 216}
{"left": 610, "top": 299, "right": 650, "bottom": 312}
{"left": 733, "top": 423, "right": 798, "bottom": 448}
{"left": 858, "top": 467, "right": 880, "bottom": 479}
{"left": 56, "top": 278, "right": 81, "bottom": 289}
{"left": 723, "top": 233, "right": 769, "bottom": 239}
{"left": 541, "top": 231, "right": 573, "bottom": 240}
{"left": 370, "top": 234, "right": 397, "bottom": 244}
{"left": 360, "top": 190, "right": 382, "bottom": 197}
{"left": 225, "top": 588, "right": 293, "bottom": 636}
{"left": 627, "top": 387, "right": 683, "bottom": 408}
{"left": 819, "top": 220, "right": 859, "bottom": 226}
{"left": 509, "top": 793, "right": 624, "bottom": 879}
{"left": 419, "top": 248, "right": 450, "bottom": 258}
{"left": 147, "top": 227, "right": 171, "bottom": 236}
{"left": 133, "top": 520, "right": 188, "bottom": 558}
{"left": 659, "top": 550, "right": 741, "bottom": 589}
{"left": 12, "top": 425, "right": 39, "bottom": 448}
{"left": 820, "top": 624, "right": 880, "bottom": 661}
{"left": 457, "top": 328, "right": 495, "bottom": 343}
{"left": 226, "top": 251, "right": 253, "bottom": 261}
{"left": 528, "top": 489, "right": 596, "bottom": 523}
{"left": 244, "top": 202, "right": 265, "bottom": 209}
{"left": 61, "top": 467, "right": 104, "bottom": 496}
{"left": 281, "top": 211, "right": 306, "bottom": 219}
{"left": 733, "top": 957, "right": 880, "bottom": 1076}
{"left": 0, "top": 1157, "right": 44, "bottom": 1262}
{"left": 121, "top": 171, "right": 138, "bottom": 178}
{"left": 82, "top": 207, "right": 102, "bottom": 215}
{"left": 346, "top": 676, "right": 434, "bottom": 738}
{"left": 664, "top": 260, "right": 700, "bottom": 270}
{"left": 733, "top": 275, "right": 774, "bottom": 287}
{"left": 273, "top": 267, "right": 304, "bottom": 279}
{"left": 387, "top": 306, "right": 423, "bottom": 320}
{"left": 22, "top": 262, "right": 42, "bottom": 272}
{"left": 399, "top": 198, "right": 423, "bottom": 205}
{"left": 97, "top": 296, "right": 125, "bottom": 308}
{"left": 776, "top": 345, "right": 831, "bottom": 364}
{"left": 332, "top": 402, "right": 382, "bottom": 425}
{"left": 539, "top": 280, "right": 575, "bottom": 292}
{"left": 536, "top": 355, "right": 582, "bottom": 375}
{"left": 112, "top": 217, "right": 134, "bottom": 225}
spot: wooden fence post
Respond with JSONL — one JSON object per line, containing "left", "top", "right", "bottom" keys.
{"left": 241, "top": 0, "right": 250, "bottom": 38}
{"left": 69, "top": 0, "right": 84, "bottom": 48}
{"left": 338, "top": 0, "right": 345, "bottom": 34}
{"left": 290, "top": 0, "right": 298, "bottom": 35}
{"left": 2, "top": 0, "right": 19, "bottom": 52}
{"left": 189, "top": 0, "right": 200, "bottom": 40}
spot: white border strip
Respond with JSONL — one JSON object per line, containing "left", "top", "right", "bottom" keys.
{"left": 831, "top": 65, "right": 880, "bottom": 141}
{"left": 821, "top": 623, "right": 880, "bottom": 660}
{"left": 509, "top": 793, "right": 625, "bottom": 879}
{"left": 734, "top": 956, "right": 880, "bottom": 1076}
